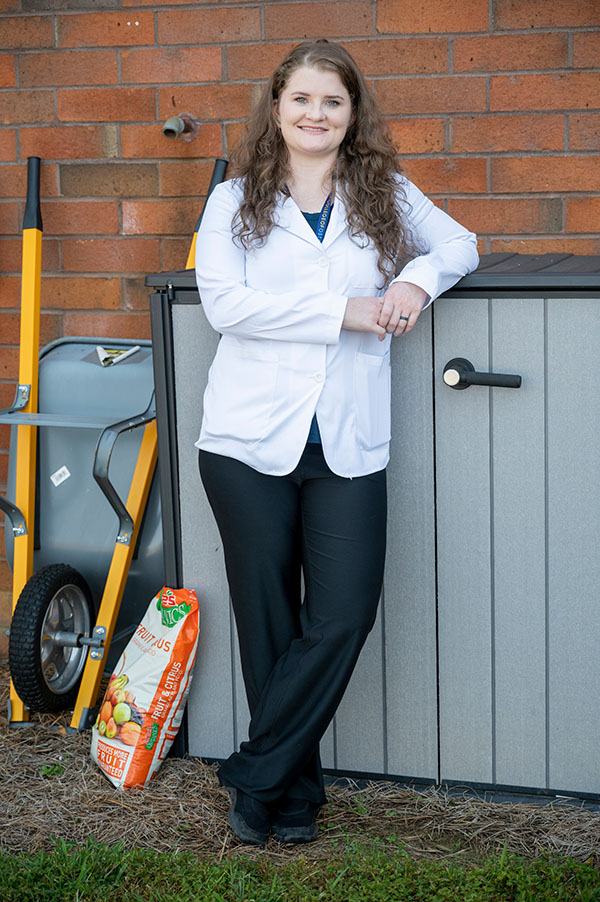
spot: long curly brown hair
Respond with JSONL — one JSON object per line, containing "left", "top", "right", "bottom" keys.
{"left": 230, "top": 40, "right": 419, "bottom": 285}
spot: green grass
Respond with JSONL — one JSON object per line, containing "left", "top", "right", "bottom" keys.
{"left": 1, "top": 838, "right": 599, "bottom": 902}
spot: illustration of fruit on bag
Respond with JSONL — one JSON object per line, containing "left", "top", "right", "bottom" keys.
{"left": 91, "top": 586, "right": 199, "bottom": 789}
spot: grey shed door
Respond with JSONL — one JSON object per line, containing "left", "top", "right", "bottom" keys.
{"left": 434, "top": 293, "right": 600, "bottom": 794}
{"left": 148, "top": 254, "right": 600, "bottom": 797}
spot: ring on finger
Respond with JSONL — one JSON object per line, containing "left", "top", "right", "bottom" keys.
{"left": 398, "top": 315, "right": 409, "bottom": 322}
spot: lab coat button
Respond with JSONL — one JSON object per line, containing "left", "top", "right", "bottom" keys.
{"left": 318, "top": 256, "right": 328, "bottom": 267}
{"left": 314, "top": 373, "right": 324, "bottom": 383}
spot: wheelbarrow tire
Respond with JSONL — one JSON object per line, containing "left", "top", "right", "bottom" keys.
{"left": 9, "top": 563, "right": 94, "bottom": 713}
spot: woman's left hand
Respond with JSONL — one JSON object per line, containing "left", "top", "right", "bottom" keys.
{"left": 377, "top": 281, "right": 428, "bottom": 339}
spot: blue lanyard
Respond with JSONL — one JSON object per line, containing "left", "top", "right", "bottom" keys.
{"left": 315, "top": 193, "right": 333, "bottom": 243}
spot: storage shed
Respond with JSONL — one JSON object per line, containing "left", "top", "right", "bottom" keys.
{"left": 147, "top": 254, "right": 600, "bottom": 800}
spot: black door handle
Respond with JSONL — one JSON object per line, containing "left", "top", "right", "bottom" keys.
{"left": 443, "top": 358, "right": 522, "bottom": 390}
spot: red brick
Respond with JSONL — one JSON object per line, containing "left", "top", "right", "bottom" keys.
{"left": 0, "top": 562, "right": 12, "bottom": 599}
{"left": 60, "top": 163, "right": 158, "bottom": 198}
{"left": 0, "top": 0, "right": 20, "bottom": 11}
{"left": 378, "top": 0, "right": 488, "bottom": 33}
{"left": 62, "top": 237, "right": 160, "bottom": 273}
{"left": 0, "top": 429, "right": 10, "bottom": 458}
{"left": 20, "top": 126, "right": 117, "bottom": 161}
{"left": 0, "top": 310, "right": 59, "bottom": 344}
{"left": 451, "top": 114, "right": 564, "bottom": 152}
{"left": 158, "top": 84, "right": 256, "bottom": 122}
{"left": 121, "top": 124, "right": 222, "bottom": 160}
{"left": 491, "top": 73, "right": 600, "bottom": 112}
{"left": 0, "top": 239, "right": 21, "bottom": 271}
{"left": 447, "top": 197, "right": 562, "bottom": 234}
{"left": 0, "top": 54, "right": 15, "bottom": 87}
{"left": 573, "top": 32, "right": 600, "bottom": 69}
{"left": 0, "top": 202, "right": 19, "bottom": 234}
{"left": 123, "top": 0, "right": 237, "bottom": 4}
{"left": 123, "top": 199, "right": 198, "bottom": 236}
{"left": 225, "top": 122, "right": 246, "bottom": 156}
{"left": 0, "top": 16, "right": 53, "bottom": 49}
{"left": 454, "top": 33, "right": 568, "bottom": 73}
{"left": 388, "top": 118, "right": 445, "bottom": 154}
{"left": 265, "top": 2, "right": 371, "bottom": 38}
{"left": 19, "top": 50, "right": 119, "bottom": 88}
{"left": 0, "top": 276, "right": 19, "bottom": 307}
{"left": 491, "top": 156, "right": 600, "bottom": 193}
{"left": 0, "top": 164, "right": 59, "bottom": 199}
{"left": 161, "top": 237, "right": 190, "bottom": 271}
{"left": 0, "top": 347, "right": 19, "bottom": 379}
{"left": 343, "top": 38, "right": 447, "bottom": 75}
{"left": 57, "top": 88, "right": 155, "bottom": 123}
{"left": 0, "top": 130, "right": 17, "bottom": 162}
{"left": 0, "top": 90, "right": 53, "bottom": 125}
{"left": 123, "top": 0, "right": 230, "bottom": 4}
{"left": 227, "top": 43, "right": 295, "bottom": 80}
{"left": 157, "top": 8, "right": 260, "bottom": 44}
{"left": 159, "top": 161, "right": 215, "bottom": 197}
{"left": 62, "top": 311, "right": 151, "bottom": 341}
{"left": 403, "top": 157, "right": 487, "bottom": 194}
{"left": 494, "top": 0, "right": 600, "bottom": 29}
{"left": 491, "top": 237, "right": 600, "bottom": 254}
{"left": 0, "top": 383, "right": 15, "bottom": 407}
{"left": 42, "top": 276, "right": 121, "bottom": 309}
{"left": 375, "top": 77, "right": 486, "bottom": 115}
{"left": 41, "top": 201, "right": 119, "bottom": 235}
{"left": 122, "top": 46, "right": 221, "bottom": 85}
{"left": 0, "top": 453, "right": 7, "bottom": 485}
{"left": 122, "top": 277, "right": 150, "bottom": 311}
{"left": 566, "top": 198, "right": 600, "bottom": 233}
{"left": 570, "top": 114, "right": 600, "bottom": 151}
{"left": 58, "top": 11, "right": 155, "bottom": 48}
{"left": 0, "top": 237, "right": 59, "bottom": 272}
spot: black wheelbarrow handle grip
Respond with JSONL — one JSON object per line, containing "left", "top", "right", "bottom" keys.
{"left": 92, "top": 392, "right": 156, "bottom": 545}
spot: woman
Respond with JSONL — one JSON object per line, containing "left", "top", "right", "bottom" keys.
{"left": 195, "top": 40, "right": 478, "bottom": 846}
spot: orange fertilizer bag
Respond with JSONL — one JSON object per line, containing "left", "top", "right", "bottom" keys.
{"left": 91, "top": 586, "right": 199, "bottom": 789}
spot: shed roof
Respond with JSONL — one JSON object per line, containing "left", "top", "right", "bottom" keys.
{"left": 145, "top": 253, "right": 600, "bottom": 292}
{"left": 457, "top": 253, "right": 600, "bottom": 290}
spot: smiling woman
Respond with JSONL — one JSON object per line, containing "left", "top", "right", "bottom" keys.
{"left": 193, "top": 38, "right": 478, "bottom": 848}
{"left": 274, "top": 67, "right": 353, "bottom": 194}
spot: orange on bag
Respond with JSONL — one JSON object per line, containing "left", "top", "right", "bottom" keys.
{"left": 91, "top": 586, "right": 199, "bottom": 789}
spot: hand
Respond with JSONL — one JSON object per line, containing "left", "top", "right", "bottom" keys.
{"left": 378, "top": 281, "right": 428, "bottom": 338}
{"left": 343, "top": 296, "right": 386, "bottom": 337}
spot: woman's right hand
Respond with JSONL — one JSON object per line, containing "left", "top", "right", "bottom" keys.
{"left": 343, "top": 296, "right": 386, "bottom": 338}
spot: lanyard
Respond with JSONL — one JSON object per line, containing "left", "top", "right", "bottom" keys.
{"left": 315, "top": 193, "right": 333, "bottom": 243}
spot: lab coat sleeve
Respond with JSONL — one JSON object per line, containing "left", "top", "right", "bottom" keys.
{"left": 195, "top": 181, "right": 348, "bottom": 344}
{"left": 393, "top": 179, "right": 479, "bottom": 307}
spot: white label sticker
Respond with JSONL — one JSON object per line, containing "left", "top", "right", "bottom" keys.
{"left": 50, "top": 466, "right": 71, "bottom": 487}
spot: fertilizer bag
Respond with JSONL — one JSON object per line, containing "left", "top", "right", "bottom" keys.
{"left": 91, "top": 586, "right": 199, "bottom": 789}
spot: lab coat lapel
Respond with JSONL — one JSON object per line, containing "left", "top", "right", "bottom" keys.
{"left": 321, "top": 193, "right": 347, "bottom": 249}
{"left": 275, "top": 192, "right": 348, "bottom": 248}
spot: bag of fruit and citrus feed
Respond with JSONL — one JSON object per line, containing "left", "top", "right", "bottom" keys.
{"left": 91, "top": 586, "right": 199, "bottom": 789}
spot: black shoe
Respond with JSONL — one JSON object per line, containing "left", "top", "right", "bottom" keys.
{"left": 271, "top": 797, "right": 320, "bottom": 843}
{"left": 223, "top": 785, "right": 270, "bottom": 846}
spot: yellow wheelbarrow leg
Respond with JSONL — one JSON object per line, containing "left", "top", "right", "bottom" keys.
{"left": 184, "top": 157, "right": 228, "bottom": 269}
{"left": 9, "top": 161, "right": 43, "bottom": 725}
{"left": 70, "top": 420, "right": 158, "bottom": 731}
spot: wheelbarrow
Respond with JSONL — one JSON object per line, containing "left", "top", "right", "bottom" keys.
{"left": 1, "top": 158, "right": 160, "bottom": 729}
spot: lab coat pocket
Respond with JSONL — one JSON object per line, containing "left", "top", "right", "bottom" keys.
{"left": 203, "top": 348, "right": 278, "bottom": 445}
{"left": 354, "top": 350, "right": 391, "bottom": 450}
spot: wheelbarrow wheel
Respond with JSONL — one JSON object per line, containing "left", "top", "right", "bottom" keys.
{"left": 9, "top": 563, "right": 94, "bottom": 713}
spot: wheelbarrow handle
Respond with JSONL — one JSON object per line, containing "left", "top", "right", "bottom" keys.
{"left": 92, "top": 392, "right": 156, "bottom": 545}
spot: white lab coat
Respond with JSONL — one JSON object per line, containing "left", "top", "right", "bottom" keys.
{"left": 195, "top": 176, "right": 478, "bottom": 477}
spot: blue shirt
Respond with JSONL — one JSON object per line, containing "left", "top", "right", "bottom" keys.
{"left": 302, "top": 208, "right": 330, "bottom": 443}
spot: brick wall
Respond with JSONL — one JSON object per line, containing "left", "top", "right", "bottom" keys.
{"left": 1, "top": 0, "right": 599, "bottom": 632}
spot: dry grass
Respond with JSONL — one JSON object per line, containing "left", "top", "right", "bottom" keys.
{"left": 1, "top": 657, "right": 599, "bottom": 864}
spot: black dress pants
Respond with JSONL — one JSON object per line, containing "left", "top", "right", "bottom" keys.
{"left": 198, "top": 443, "right": 387, "bottom": 806}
